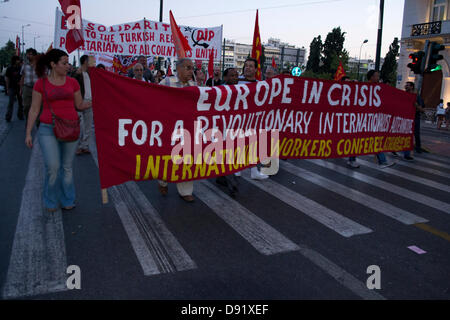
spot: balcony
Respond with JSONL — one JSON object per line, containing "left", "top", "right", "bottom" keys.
{"left": 411, "top": 21, "right": 441, "bottom": 36}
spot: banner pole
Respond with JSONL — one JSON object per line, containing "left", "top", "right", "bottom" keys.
{"left": 102, "top": 189, "right": 108, "bottom": 204}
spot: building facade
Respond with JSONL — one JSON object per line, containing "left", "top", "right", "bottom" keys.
{"left": 398, "top": 0, "right": 450, "bottom": 103}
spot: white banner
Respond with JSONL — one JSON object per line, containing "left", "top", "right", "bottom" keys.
{"left": 54, "top": 9, "right": 223, "bottom": 60}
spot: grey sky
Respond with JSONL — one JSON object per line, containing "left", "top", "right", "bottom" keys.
{"left": 0, "top": 0, "right": 404, "bottom": 60}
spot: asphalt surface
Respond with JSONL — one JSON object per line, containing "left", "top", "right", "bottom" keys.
{"left": 0, "top": 90, "right": 449, "bottom": 301}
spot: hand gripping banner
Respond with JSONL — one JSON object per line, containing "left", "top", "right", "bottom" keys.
{"left": 90, "top": 68, "right": 416, "bottom": 189}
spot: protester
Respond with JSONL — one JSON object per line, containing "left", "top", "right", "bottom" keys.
{"left": 215, "top": 67, "right": 239, "bottom": 197}
{"left": 264, "top": 66, "right": 278, "bottom": 79}
{"left": 367, "top": 70, "right": 394, "bottom": 168}
{"left": 194, "top": 68, "right": 206, "bottom": 86}
{"left": 74, "top": 55, "right": 94, "bottom": 155}
{"left": 158, "top": 58, "right": 196, "bottom": 202}
{"left": 436, "top": 99, "right": 446, "bottom": 130}
{"left": 397, "top": 82, "right": 416, "bottom": 161}
{"left": 206, "top": 66, "right": 223, "bottom": 87}
{"left": 131, "top": 63, "right": 148, "bottom": 82}
{"left": 127, "top": 55, "right": 155, "bottom": 83}
{"left": 155, "top": 69, "right": 165, "bottom": 83}
{"left": 96, "top": 64, "right": 106, "bottom": 70}
{"left": 239, "top": 57, "right": 269, "bottom": 180}
{"left": 20, "top": 48, "right": 39, "bottom": 127}
{"left": 341, "top": 76, "right": 360, "bottom": 168}
{"left": 5, "top": 55, "right": 24, "bottom": 122}
{"left": 25, "top": 49, "right": 92, "bottom": 212}
{"left": 404, "top": 82, "right": 426, "bottom": 153}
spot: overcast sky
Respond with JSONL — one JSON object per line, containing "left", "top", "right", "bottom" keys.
{"left": 0, "top": 0, "right": 405, "bottom": 61}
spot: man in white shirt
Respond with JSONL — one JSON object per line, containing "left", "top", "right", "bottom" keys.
{"left": 75, "top": 55, "right": 94, "bottom": 155}
{"left": 133, "top": 63, "right": 148, "bottom": 82}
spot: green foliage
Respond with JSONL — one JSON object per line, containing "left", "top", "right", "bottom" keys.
{"left": 301, "top": 70, "right": 332, "bottom": 80}
{"left": 321, "top": 27, "right": 346, "bottom": 74}
{"left": 0, "top": 40, "right": 16, "bottom": 69}
{"left": 380, "top": 37, "right": 399, "bottom": 86}
{"left": 306, "top": 36, "right": 322, "bottom": 73}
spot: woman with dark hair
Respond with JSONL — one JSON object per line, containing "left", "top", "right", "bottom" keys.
{"left": 25, "top": 49, "right": 92, "bottom": 212}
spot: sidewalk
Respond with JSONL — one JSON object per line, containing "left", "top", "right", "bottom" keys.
{"left": 420, "top": 120, "right": 450, "bottom": 157}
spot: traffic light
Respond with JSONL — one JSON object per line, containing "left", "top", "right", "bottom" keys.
{"left": 426, "top": 42, "right": 445, "bottom": 72}
{"left": 407, "top": 51, "right": 424, "bottom": 74}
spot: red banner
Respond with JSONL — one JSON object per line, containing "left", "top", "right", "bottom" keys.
{"left": 90, "top": 68, "right": 416, "bottom": 189}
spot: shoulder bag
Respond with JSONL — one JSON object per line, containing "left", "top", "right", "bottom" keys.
{"left": 43, "top": 78, "right": 80, "bottom": 142}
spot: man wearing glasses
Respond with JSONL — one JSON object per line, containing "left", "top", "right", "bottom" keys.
{"left": 158, "top": 58, "right": 196, "bottom": 202}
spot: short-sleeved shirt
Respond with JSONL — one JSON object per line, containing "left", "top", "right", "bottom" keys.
{"left": 21, "top": 63, "right": 39, "bottom": 87}
{"left": 33, "top": 77, "right": 80, "bottom": 124}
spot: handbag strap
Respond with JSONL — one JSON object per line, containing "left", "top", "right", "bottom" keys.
{"left": 42, "top": 77, "right": 57, "bottom": 119}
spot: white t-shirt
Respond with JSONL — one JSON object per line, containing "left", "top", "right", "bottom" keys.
{"left": 82, "top": 71, "right": 92, "bottom": 101}
{"left": 436, "top": 103, "right": 445, "bottom": 115}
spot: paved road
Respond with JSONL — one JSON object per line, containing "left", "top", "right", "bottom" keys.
{"left": 0, "top": 92, "right": 449, "bottom": 300}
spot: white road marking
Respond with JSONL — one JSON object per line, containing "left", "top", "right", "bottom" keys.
{"left": 242, "top": 173, "right": 373, "bottom": 238}
{"left": 2, "top": 140, "right": 68, "bottom": 299}
{"left": 196, "top": 180, "right": 300, "bottom": 255}
{"left": 306, "top": 159, "right": 450, "bottom": 214}
{"left": 358, "top": 159, "right": 450, "bottom": 193}
{"left": 280, "top": 161, "right": 428, "bottom": 225}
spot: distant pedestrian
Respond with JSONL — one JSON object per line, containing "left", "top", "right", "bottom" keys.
{"left": 436, "top": 99, "right": 445, "bottom": 130}
{"left": 25, "top": 49, "right": 92, "bottom": 212}
{"left": 264, "top": 66, "right": 278, "bottom": 80}
{"left": 20, "top": 48, "right": 39, "bottom": 127}
{"left": 5, "top": 55, "right": 24, "bottom": 122}
{"left": 155, "top": 70, "right": 165, "bottom": 83}
{"left": 446, "top": 102, "right": 450, "bottom": 130}
{"left": 96, "top": 64, "right": 106, "bottom": 70}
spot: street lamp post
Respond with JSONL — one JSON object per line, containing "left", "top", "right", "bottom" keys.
{"left": 21, "top": 23, "right": 31, "bottom": 57}
{"left": 33, "top": 35, "right": 40, "bottom": 49}
{"left": 357, "top": 39, "right": 368, "bottom": 81}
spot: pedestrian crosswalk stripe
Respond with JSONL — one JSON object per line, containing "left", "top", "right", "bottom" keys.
{"left": 418, "top": 153, "right": 450, "bottom": 163}
{"left": 196, "top": 180, "right": 300, "bottom": 255}
{"left": 307, "top": 159, "right": 450, "bottom": 214}
{"left": 393, "top": 160, "right": 450, "bottom": 179}
{"left": 89, "top": 137, "right": 197, "bottom": 275}
{"left": 357, "top": 159, "right": 450, "bottom": 193}
{"left": 280, "top": 161, "right": 428, "bottom": 225}
{"left": 2, "top": 140, "right": 68, "bottom": 299}
{"left": 415, "top": 157, "right": 450, "bottom": 170}
{"left": 242, "top": 172, "right": 373, "bottom": 238}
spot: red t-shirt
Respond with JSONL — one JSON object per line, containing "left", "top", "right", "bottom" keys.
{"left": 33, "top": 77, "right": 80, "bottom": 124}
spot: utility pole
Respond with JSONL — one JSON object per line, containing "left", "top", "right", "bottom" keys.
{"left": 158, "top": 0, "right": 163, "bottom": 70}
{"left": 375, "top": 0, "right": 384, "bottom": 71}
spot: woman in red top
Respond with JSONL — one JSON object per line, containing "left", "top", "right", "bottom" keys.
{"left": 25, "top": 49, "right": 91, "bottom": 212}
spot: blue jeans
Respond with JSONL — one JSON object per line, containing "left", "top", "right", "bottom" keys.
{"left": 38, "top": 123, "right": 78, "bottom": 209}
{"left": 376, "top": 153, "right": 387, "bottom": 164}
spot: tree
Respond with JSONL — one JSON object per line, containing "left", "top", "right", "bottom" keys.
{"left": 306, "top": 36, "right": 322, "bottom": 73}
{"left": 321, "top": 27, "right": 346, "bottom": 74}
{"left": 380, "top": 37, "right": 399, "bottom": 86}
{"left": 0, "top": 40, "right": 16, "bottom": 70}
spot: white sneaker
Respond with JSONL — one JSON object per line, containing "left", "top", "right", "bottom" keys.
{"left": 251, "top": 167, "right": 269, "bottom": 180}
{"left": 234, "top": 171, "right": 241, "bottom": 177}
{"left": 347, "top": 160, "right": 360, "bottom": 168}
{"left": 378, "top": 162, "right": 395, "bottom": 169}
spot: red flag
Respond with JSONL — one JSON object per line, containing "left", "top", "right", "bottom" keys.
{"left": 334, "top": 60, "right": 346, "bottom": 81}
{"left": 195, "top": 59, "right": 203, "bottom": 70}
{"left": 167, "top": 64, "right": 173, "bottom": 76}
{"left": 169, "top": 10, "right": 191, "bottom": 58}
{"left": 251, "top": 10, "right": 263, "bottom": 80}
{"left": 208, "top": 51, "right": 214, "bottom": 80}
{"left": 58, "top": 0, "right": 84, "bottom": 53}
{"left": 271, "top": 56, "right": 277, "bottom": 69}
{"left": 15, "top": 36, "right": 20, "bottom": 56}
{"left": 150, "top": 63, "right": 155, "bottom": 71}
